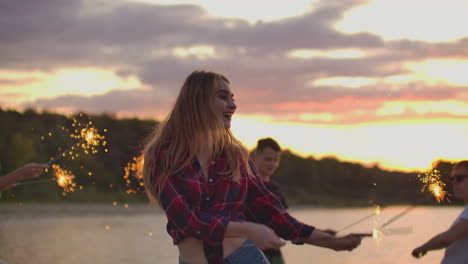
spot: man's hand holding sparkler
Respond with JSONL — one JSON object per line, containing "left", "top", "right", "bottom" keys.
{"left": 0, "top": 163, "right": 49, "bottom": 191}
{"left": 305, "top": 229, "right": 364, "bottom": 251}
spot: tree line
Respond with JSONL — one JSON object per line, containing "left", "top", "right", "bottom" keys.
{"left": 0, "top": 108, "right": 459, "bottom": 206}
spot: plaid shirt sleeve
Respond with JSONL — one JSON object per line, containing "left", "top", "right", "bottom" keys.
{"left": 244, "top": 160, "right": 315, "bottom": 244}
{"left": 159, "top": 175, "right": 230, "bottom": 264}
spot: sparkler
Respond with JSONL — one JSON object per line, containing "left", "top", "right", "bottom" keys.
{"left": 360, "top": 227, "right": 413, "bottom": 240}
{"left": 123, "top": 154, "right": 145, "bottom": 194}
{"left": 363, "top": 164, "right": 450, "bottom": 239}
{"left": 52, "top": 164, "right": 77, "bottom": 195}
{"left": 340, "top": 205, "right": 417, "bottom": 240}
{"left": 366, "top": 204, "right": 418, "bottom": 240}
{"left": 47, "top": 116, "right": 106, "bottom": 165}
{"left": 418, "top": 164, "right": 447, "bottom": 203}
{"left": 364, "top": 163, "right": 449, "bottom": 240}
{"left": 14, "top": 164, "right": 77, "bottom": 195}
{"left": 372, "top": 227, "right": 384, "bottom": 240}
{"left": 14, "top": 178, "right": 55, "bottom": 186}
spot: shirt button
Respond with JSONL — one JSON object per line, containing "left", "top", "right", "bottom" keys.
{"left": 208, "top": 178, "right": 213, "bottom": 183}
{"left": 211, "top": 161, "right": 215, "bottom": 165}
{"left": 206, "top": 197, "right": 210, "bottom": 201}
{"left": 196, "top": 231, "right": 200, "bottom": 234}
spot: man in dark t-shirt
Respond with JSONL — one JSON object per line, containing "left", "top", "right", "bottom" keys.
{"left": 251, "top": 138, "right": 336, "bottom": 264}
{"left": 251, "top": 138, "right": 288, "bottom": 264}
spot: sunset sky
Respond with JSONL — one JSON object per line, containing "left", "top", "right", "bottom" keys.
{"left": 1, "top": 0, "right": 468, "bottom": 171}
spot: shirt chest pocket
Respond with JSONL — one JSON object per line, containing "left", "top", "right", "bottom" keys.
{"left": 210, "top": 174, "right": 247, "bottom": 206}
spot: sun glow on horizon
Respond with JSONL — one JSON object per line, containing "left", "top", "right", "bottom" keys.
{"left": 231, "top": 114, "right": 468, "bottom": 172}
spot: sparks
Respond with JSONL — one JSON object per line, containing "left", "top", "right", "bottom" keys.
{"left": 372, "top": 228, "right": 384, "bottom": 240}
{"left": 418, "top": 164, "right": 448, "bottom": 203}
{"left": 46, "top": 114, "right": 107, "bottom": 165}
{"left": 52, "top": 164, "right": 77, "bottom": 195}
{"left": 124, "top": 154, "right": 145, "bottom": 194}
{"left": 430, "top": 183, "right": 446, "bottom": 203}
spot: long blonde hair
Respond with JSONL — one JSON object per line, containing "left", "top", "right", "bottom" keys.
{"left": 143, "top": 70, "right": 253, "bottom": 202}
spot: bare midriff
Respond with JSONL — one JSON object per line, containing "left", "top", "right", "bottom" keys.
{"left": 177, "top": 236, "right": 248, "bottom": 264}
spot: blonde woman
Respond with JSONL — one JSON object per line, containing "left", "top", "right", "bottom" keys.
{"left": 143, "top": 71, "right": 362, "bottom": 264}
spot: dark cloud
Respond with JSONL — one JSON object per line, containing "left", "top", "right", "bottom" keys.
{"left": 2, "top": 0, "right": 468, "bottom": 124}
{"left": 25, "top": 88, "right": 173, "bottom": 119}
{"left": 388, "top": 38, "right": 468, "bottom": 60}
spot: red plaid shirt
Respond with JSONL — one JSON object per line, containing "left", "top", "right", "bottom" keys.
{"left": 155, "top": 152, "right": 315, "bottom": 264}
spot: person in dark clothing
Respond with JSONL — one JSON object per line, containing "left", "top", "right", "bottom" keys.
{"left": 251, "top": 137, "right": 336, "bottom": 264}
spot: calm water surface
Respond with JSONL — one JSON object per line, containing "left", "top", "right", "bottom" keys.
{"left": 0, "top": 204, "right": 462, "bottom": 264}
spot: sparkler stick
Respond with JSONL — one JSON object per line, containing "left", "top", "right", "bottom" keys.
{"left": 14, "top": 178, "right": 55, "bottom": 186}
{"left": 362, "top": 205, "right": 418, "bottom": 240}
{"left": 357, "top": 227, "right": 414, "bottom": 239}
{"left": 338, "top": 213, "right": 377, "bottom": 232}
{"left": 378, "top": 204, "right": 417, "bottom": 230}
{"left": 47, "top": 139, "right": 85, "bottom": 165}
{"left": 337, "top": 205, "right": 382, "bottom": 233}
{"left": 382, "top": 226, "right": 413, "bottom": 235}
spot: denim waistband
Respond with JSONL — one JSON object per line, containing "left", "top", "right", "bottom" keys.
{"left": 179, "top": 240, "right": 270, "bottom": 264}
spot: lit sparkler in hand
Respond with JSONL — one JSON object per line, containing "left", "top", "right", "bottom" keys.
{"left": 123, "top": 154, "right": 145, "bottom": 194}
{"left": 418, "top": 164, "right": 447, "bottom": 203}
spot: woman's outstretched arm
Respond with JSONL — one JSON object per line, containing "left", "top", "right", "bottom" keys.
{"left": 0, "top": 163, "right": 49, "bottom": 191}
{"left": 412, "top": 219, "right": 468, "bottom": 258}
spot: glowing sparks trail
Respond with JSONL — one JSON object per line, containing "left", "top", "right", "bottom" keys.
{"left": 372, "top": 228, "right": 384, "bottom": 240}
{"left": 47, "top": 114, "right": 107, "bottom": 165}
{"left": 52, "top": 164, "right": 77, "bottom": 195}
{"left": 418, "top": 164, "right": 447, "bottom": 203}
{"left": 371, "top": 205, "right": 385, "bottom": 241}
{"left": 73, "top": 119, "right": 106, "bottom": 155}
{"left": 123, "top": 154, "right": 145, "bottom": 194}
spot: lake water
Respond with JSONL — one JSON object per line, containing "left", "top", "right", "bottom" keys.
{"left": 0, "top": 204, "right": 463, "bottom": 264}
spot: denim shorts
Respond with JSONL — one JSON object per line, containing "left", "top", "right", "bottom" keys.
{"left": 179, "top": 240, "right": 270, "bottom": 264}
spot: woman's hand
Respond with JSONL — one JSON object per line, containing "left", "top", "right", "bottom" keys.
{"left": 245, "top": 222, "right": 286, "bottom": 250}
{"left": 16, "top": 163, "right": 49, "bottom": 180}
{"left": 412, "top": 246, "right": 427, "bottom": 258}
{"left": 1, "top": 163, "right": 49, "bottom": 191}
